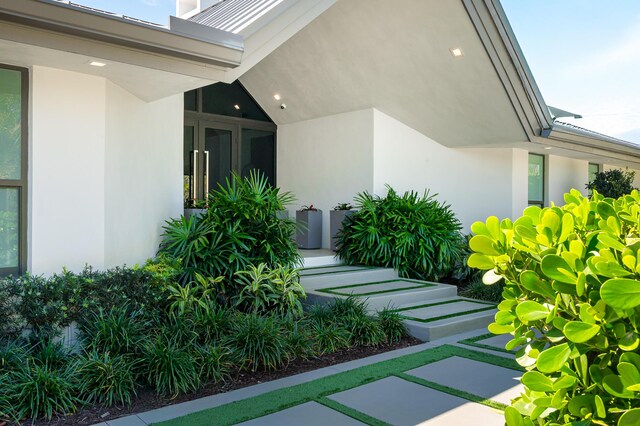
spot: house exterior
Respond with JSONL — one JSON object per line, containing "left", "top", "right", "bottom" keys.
{"left": 1, "top": 0, "right": 639, "bottom": 276}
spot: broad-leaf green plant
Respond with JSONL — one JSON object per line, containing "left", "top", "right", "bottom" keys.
{"left": 468, "top": 189, "right": 640, "bottom": 425}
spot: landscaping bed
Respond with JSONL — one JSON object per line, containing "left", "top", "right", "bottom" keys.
{"left": 31, "top": 336, "right": 420, "bottom": 426}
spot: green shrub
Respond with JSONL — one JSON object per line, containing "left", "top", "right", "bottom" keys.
{"left": 468, "top": 189, "right": 640, "bottom": 425}
{"left": 159, "top": 172, "right": 301, "bottom": 296}
{"left": 29, "top": 338, "right": 70, "bottom": 370}
{"left": 166, "top": 273, "right": 222, "bottom": 316}
{"left": 191, "top": 304, "right": 234, "bottom": 344}
{"left": 4, "top": 361, "right": 79, "bottom": 421}
{"left": 336, "top": 186, "right": 463, "bottom": 281}
{"left": 309, "top": 321, "right": 350, "bottom": 354}
{"left": 75, "top": 350, "right": 139, "bottom": 406}
{"left": 195, "top": 343, "right": 234, "bottom": 383}
{"left": 226, "top": 312, "right": 289, "bottom": 372}
{"left": 0, "top": 339, "right": 28, "bottom": 372}
{"left": 377, "top": 308, "right": 408, "bottom": 343}
{"left": 348, "top": 315, "right": 386, "bottom": 346}
{"left": 586, "top": 168, "right": 637, "bottom": 198}
{"left": 234, "top": 263, "right": 305, "bottom": 316}
{"left": 329, "top": 296, "right": 369, "bottom": 320}
{"left": 0, "top": 283, "right": 24, "bottom": 340}
{"left": 79, "top": 307, "right": 148, "bottom": 356}
{"left": 459, "top": 277, "right": 505, "bottom": 303}
{"left": 143, "top": 335, "right": 200, "bottom": 397}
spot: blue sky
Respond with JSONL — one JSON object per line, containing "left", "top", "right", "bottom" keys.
{"left": 74, "top": 0, "right": 640, "bottom": 143}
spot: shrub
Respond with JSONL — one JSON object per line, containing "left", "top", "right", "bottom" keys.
{"left": 234, "top": 263, "right": 305, "bottom": 316}
{"left": 142, "top": 335, "right": 200, "bottom": 397}
{"left": 459, "top": 277, "right": 504, "bottom": 303}
{"left": 226, "top": 312, "right": 289, "bottom": 372}
{"left": 336, "top": 186, "right": 463, "bottom": 281}
{"left": 348, "top": 315, "right": 386, "bottom": 346}
{"left": 377, "top": 308, "right": 408, "bottom": 343}
{"left": 468, "top": 189, "right": 640, "bottom": 425}
{"left": 30, "top": 338, "right": 70, "bottom": 370}
{"left": 191, "top": 304, "right": 234, "bottom": 344}
{"left": 586, "top": 168, "right": 637, "bottom": 198}
{"left": 75, "top": 350, "right": 139, "bottom": 406}
{"left": 79, "top": 307, "right": 148, "bottom": 356}
{"left": 159, "top": 172, "right": 301, "bottom": 296}
{"left": 0, "top": 339, "right": 28, "bottom": 372}
{"left": 4, "top": 361, "right": 79, "bottom": 421}
{"left": 195, "top": 343, "right": 234, "bottom": 383}
{"left": 0, "top": 282, "right": 24, "bottom": 339}
{"left": 309, "top": 321, "right": 350, "bottom": 354}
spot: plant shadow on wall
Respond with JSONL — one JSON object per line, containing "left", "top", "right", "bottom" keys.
{"left": 335, "top": 185, "right": 466, "bottom": 282}
{"left": 468, "top": 189, "right": 640, "bottom": 426}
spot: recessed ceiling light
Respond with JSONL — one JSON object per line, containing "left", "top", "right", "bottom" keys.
{"left": 233, "top": 104, "right": 240, "bottom": 110}
{"left": 450, "top": 48, "right": 463, "bottom": 57}
{"left": 544, "top": 146, "right": 552, "bottom": 150}
{"left": 89, "top": 61, "right": 106, "bottom": 67}
{"left": 273, "top": 94, "right": 281, "bottom": 101}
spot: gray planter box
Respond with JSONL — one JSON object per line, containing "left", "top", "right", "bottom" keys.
{"left": 330, "top": 209, "right": 356, "bottom": 251}
{"left": 296, "top": 209, "right": 323, "bottom": 249}
{"left": 184, "top": 208, "right": 206, "bottom": 221}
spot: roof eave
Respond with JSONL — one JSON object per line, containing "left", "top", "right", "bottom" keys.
{"left": 0, "top": 0, "right": 244, "bottom": 68}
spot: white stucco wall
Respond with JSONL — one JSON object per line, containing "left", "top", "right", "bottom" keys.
{"left": 29, "top": 67, "right": 183, "bottom": 275}
{"left": 104, "top": 82, "right": 182, "bottom": 267}
{"left": 276, "top": 109, "right": 374, "bottom": 248}
{"left": 30, "top": 66, "right": 107, "bottom": 274}
{"left": 372, "top": 109, "right": 526, "bottom": 232}
{"left": 547, "top": 155, "right": 588, "bottom": 206}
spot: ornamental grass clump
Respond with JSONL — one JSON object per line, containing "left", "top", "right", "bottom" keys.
{"left": 336, "top": 186, "right": 463, "bottom": 281}
{"left": 468, "top": 189, "right": 640, "bottom": 425}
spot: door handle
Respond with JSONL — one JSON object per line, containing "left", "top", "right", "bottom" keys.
{"left": 204, "top": 150, "right": 210, "bottom": 196}
{"left": 193, "top": 149, "right": 198, "bottom": 200}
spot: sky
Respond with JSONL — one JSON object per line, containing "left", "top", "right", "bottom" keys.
{"left": 73, "top": 0, "right": 640, "bottom": 144}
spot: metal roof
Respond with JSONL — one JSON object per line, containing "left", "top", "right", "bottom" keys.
{"left": 553, "top": 121, "right": 639, "bottom": 148}
{"left": 189, "top": 0, "right": 285, "bottom": 33}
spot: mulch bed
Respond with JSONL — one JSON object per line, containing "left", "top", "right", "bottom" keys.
{"left": 31, "top": 337, "right": 421, "bottom": 426}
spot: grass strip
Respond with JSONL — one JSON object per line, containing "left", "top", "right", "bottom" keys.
{"left": 152, "top": 345, "right": 511, "bottom": 426}
{"left": 399, "top": 306, "right": 496, "bottom": 324}
{"left": 458, "top": 333, "right": 515, "bottom": 354}
{"left": 301, "top": 266, "right": 377, "bottom": 276}
{"left": 390, "top": 299, "right": 496, "bottom": 312}
{"left": 316, "top": 279, "right": 435, "bottom": 296}
{"left": 394, "top": 373, "right": 507, "bottom": 411}
{"left": 301, "top": 264, "right": 348, "bottom": 271}
{"left": 315, "top": 397, "right": 392, "bottom": 426}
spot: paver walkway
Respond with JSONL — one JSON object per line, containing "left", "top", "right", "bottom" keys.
{"left": 94, "top": 331, "right": 521, "bottom": 426}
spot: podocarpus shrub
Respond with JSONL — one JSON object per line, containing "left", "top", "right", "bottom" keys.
{"left": 336, "top": 186, "right": 464, "bottom": 281}
{"left": 468, "top": 189, "right": 640, "bottom": 425}
{"left": 158, "top": 171, "right": 301, "bottom": 299}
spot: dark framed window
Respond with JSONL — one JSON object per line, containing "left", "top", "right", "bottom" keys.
{"left": 528, "top": 153, "right": 545, "bottom": 207}
{"left": 0, "top": 64, "right": 28, "bottom": 276}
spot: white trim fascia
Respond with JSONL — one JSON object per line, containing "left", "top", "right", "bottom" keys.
{"left": 0, "top": 0, "right": 243, "bottom": 68}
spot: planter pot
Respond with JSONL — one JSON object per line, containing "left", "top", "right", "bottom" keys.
{"left": 296, "top": 210, "right": 323, "bottom": 249}
{"left": 330, "top": 209, "right": 356, "bottom": 251}
{"left": 184, "top": 208, "right": 206, "bottom": 221}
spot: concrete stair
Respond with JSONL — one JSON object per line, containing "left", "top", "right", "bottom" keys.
{"left": 300, "top": 264, "right": 496, "bottom": 342}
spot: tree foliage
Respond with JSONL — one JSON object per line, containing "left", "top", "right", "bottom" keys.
{"left": 586, "top": 168, "right": 637, "bottom": 199}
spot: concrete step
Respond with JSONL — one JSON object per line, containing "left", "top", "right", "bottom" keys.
{"left": 398, "top": 300, "right": 497, "bottom": 342}
{"left": 300, "top": 266, "right": 399, "bottom": 290}
{"left": 305, "top": 281, "right": 458, "bottom": 312}
{"left": 299, "top": 249, "right": 341, "bottom": 268}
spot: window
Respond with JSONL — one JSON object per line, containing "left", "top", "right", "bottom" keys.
{"left": 528, "top": 153, "right": 544, "bottom": 207}
{"left": 588, "top": 163, "right": 600, "bottom": 184}
{"left": 0, "top": 65, "right": 27, "bottom": 276}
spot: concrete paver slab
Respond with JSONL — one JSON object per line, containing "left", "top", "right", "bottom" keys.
{"left": 328, "top": 376, "right": 503, "bottom": 426}
{"left": 405, "top": 356, "right": 523, "bottom": 405}
{"left": 475, "top": 334, "right": 512, "bottom": 350}
{"left": 399, "top": 301, "right": 491, "bottom": 320}
{"left": 236, "top": 402, "right": 366, "bottom": 426}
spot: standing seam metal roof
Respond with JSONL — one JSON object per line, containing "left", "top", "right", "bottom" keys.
{"left": 188, "top": 0, "right": 284, "bottom": 33}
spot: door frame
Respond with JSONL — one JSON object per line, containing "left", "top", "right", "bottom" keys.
{"left": 197, "top": 120, "right": 237, "bottom": 199}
